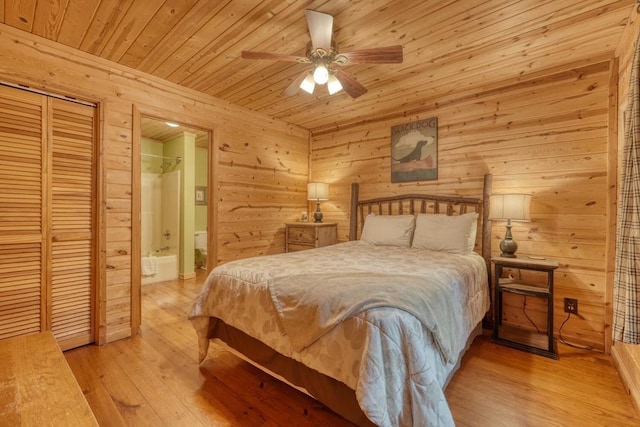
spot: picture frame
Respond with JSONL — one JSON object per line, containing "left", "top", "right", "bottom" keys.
{"left": 195, "top": 186, "right": 207, "bottom": 205}
{"left": 390, "top": 117, "right": 438, "bottom": 182}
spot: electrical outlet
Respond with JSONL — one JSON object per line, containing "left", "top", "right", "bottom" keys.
{"left": 564, "top": 298, "right": 578, "bottom": 314}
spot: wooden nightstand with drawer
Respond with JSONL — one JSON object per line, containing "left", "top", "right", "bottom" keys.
{"left": 285, "top": 222, "right": 337, "bottom": 252}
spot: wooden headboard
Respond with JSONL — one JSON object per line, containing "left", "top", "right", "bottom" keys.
{"left": 349, "top": 174, "right": 493, "bottom": 273}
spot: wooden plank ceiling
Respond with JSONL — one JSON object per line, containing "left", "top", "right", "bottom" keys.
{"left": 1, "top": 0, "right": 634, "bottom": 133}
{"left": 141, "top": 116, "right": 208, "bottom": 147}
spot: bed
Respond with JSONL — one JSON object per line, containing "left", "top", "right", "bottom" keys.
{"left": 189, "top": 175, "right": 493, "bottom": 427}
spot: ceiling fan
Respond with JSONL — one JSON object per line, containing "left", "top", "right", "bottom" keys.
{"left": 241, "top": 9, "right": 403, "bottom": 98}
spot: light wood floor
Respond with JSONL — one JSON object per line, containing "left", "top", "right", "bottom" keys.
{"left": 65, "top": 272, "right": 640, "bottom": 426}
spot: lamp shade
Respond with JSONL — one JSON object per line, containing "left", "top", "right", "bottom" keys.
{"left": 300, "top": 73, "right": 316, "bottom": 94}
{"left": 313, "top": 64, "right": 329, "bottom": 84}
{"left": 327, "top": 73, "right": 343, "bottom": 95}
{"left": 489, "top": 194, "right": 531, "bottom": 221}
{"left": 307, "top": 182, "right": 329, "bottom": 201}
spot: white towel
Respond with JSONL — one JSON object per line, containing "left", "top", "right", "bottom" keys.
{"left": 142, "top": 257, "right": 158, "bottom": 276}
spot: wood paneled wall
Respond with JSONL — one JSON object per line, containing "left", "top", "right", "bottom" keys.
{"left": 0, "top": 24, "right": 309, "bottom": 343}
{"left": 0, "top": 7, "right": 635, "bottom": 359}
{"left": 311, "top": 58, "right": 616, "bottom": 350}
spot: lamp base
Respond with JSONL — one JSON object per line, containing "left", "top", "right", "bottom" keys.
{"left": 499, "top": 238, "right": 518, "bottom": 258}
{"left": 314, "top": 201, "right": 323, "bottom": 223}
{"left": 499, "top": 223, "right": 518, "bottom": 258}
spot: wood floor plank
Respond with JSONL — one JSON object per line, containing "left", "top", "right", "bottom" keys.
{"left": 136, "top": 315, "right": 276, "bottom": 426}
{"left": 64, "top": 272, "right": 640, "bottom": 426}
{"left": 108, "top": 339, "right": 206, "bottom": 426}
{"left": 81, "top": 343, "right": 167, "bottom": 425}
{"left": 64, "top": 350, "right": 128, "bottom": 427}
{"left": 446, "top": 337, "right": 640, "bottom": 427}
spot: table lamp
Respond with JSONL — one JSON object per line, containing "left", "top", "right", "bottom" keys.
{"left": 307, "top": 182, "right": 329, "bottom": 223}
{"left": 489, "top": 193, "right": 531, "bottom": 258}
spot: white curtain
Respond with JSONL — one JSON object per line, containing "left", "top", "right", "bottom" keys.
{"left": 613, "top": 34, "right": 640, "bottom": 344}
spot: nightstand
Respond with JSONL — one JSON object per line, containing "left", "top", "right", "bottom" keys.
{"left": 285, "top": 222, "right": 337, "bottom": 252}
{"left": 492, "top": 256, "right": 559, "bottom": 359}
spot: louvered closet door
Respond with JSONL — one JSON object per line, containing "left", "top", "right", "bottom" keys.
{"left": 0, "top": 86, "right": 46, "bottom": 340}
{"left": 0, "top": 85, "right": 96, "bottom": 350}
{"left": 49, "top": 98, "right": 96, "bottom": 350}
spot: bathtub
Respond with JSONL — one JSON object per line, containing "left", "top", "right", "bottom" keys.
{"left": 142, "top": 254, "right": 178, "bottom": 285}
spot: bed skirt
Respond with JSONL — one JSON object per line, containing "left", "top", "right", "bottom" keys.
{"left": 205, "top": 317, "right": 376, "bottom": 426}
{"left": 202, "top": 317, "right": 483, "bottom": 426}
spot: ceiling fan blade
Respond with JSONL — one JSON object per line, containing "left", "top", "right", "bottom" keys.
{"left": 305, "top": 9, "right": 333, "bottom": 49}
{"left": 242, "top": 51, "right": 309, "bottom": 63}
{"left": 339, "top": 45, "right": 404, "bottom": 64}
{"left": 334, "top": 69, "right": 367, "bottom": 98}
{"left": 282, "top": 70, "right": 310, "bottom": 96}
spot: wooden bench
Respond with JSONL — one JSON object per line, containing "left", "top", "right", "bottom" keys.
{"left": 0, "top": 332, "right": 98, "bottom": 426}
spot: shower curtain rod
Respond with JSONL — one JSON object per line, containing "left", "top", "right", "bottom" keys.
{"left": 141, "top": 153, "right": 182, "bottom": 162}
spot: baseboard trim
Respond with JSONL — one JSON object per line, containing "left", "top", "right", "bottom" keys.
{"left": 106, "top": 326, "right": 132, "bottom": 343}
{"left": 612, "top": 344, "right": 640, "bottom": 415}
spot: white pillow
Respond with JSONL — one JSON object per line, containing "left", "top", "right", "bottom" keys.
{"left": 411, "top": 212, "right": 478, "bottom": 254}
{"left": 360, "top": 214, "right": 416, "bottom": 247}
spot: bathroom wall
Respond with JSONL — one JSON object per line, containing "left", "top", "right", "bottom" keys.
{"left": 158, "top": 170, "right": 181, "bottom": 256}
{"left": 142, "top": 132, "right": 208, "bottom": 276}
{"left": 164, "top": 132, "right": 196, "bottom": 279}
{"left": 141, "top": 135, "right": 182, "bottom": 258}
{"left": 195, "top": 145, "right": 208, "bottom": 233}
{"left": 141, "top": 137, "right": 164, "bottom": 255}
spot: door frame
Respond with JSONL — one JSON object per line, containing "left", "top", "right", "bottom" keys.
{"left": 131, "top": 105, "right": 217, "bottom": 333}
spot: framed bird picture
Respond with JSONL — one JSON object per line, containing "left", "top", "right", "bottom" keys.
{"left": 390, "top": 117, "right": 438, "bottom": 182}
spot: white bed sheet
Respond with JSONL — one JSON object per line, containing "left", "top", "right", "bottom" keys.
{"left": 190, "top": 240, "right": 489, "bottom": 426}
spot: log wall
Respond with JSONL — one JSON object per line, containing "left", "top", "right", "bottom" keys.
{"left": 0, "top": 24, "right": 309, "bottom": 343}
{"left": 310, "top": 59, "right": 616, "bottom": 350}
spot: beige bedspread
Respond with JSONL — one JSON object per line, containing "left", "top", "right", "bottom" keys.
{"left": 269, "top": 272, "right": 463, "bottom": 363}
{"left": 189, "top": 241, "right": 489, "bottom": 427}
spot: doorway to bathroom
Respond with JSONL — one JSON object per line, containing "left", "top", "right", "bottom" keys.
{"left": 139, "top": 116, "right": 210, "bottom": 286}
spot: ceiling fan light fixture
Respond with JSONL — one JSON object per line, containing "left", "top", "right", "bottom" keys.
{"left": 300, "top": 73, "right": 316, "bottom": 94}
{"left": 327, "top": 73, "right": 342, "bottom": 95}
{"left": 242, "top": 10, "right": 403, "bottom": 99}
{"left": 313, "top": 64, "right": 329, "bottom": 84}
